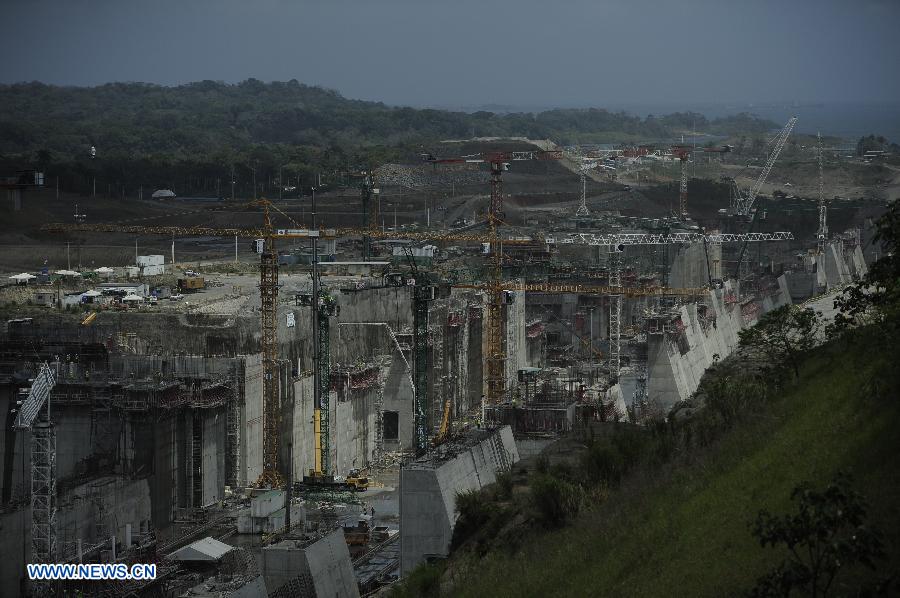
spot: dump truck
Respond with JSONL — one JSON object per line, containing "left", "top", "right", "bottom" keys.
{"left": 345, "top": 469, "right": 370, "bottom": 492}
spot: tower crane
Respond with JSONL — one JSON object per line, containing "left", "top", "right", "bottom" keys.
{"left": 816, "top": 132, "right": 828, "bottom": 253}
{"left": 422, "top": 149, "right": 562, "bottom": 407}
{"left": 44, "top": 201, "right": 326, "bottom": 488}
{"left": 12, "top": 362, "right": 58, "bottom": 581}
{"left": 729, "top": 117, "right": 798, "bottom": 216}
{"left": 672, "top": 145, "right": 692, "bottom": 220}
{"left": 44, "top": 205, "right": 546, "bottom": 467}
{"left": 454, "top": 280, "right": 708, "bottom": 422}
{"left": 545, "top": 231, "right": 795, "bottom": 379}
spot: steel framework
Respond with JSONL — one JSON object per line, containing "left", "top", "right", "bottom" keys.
{"left": 608, "top": 247, "right": 623, "bottom": 381}
{"left": 733, "top": 117, "right": 798, "bottom": 215}
{"left": 816, "top": 133, "right": 828, "bottom": 253}
{"left": 546, "top": 231, "right": 794, "bottom": 246}
{"left": 14, "top": 363, "right": 58, "bottom": 571}
{"left": 258, "top": 232, "right": 282, "bottom": 488}
{"left": 413, "top": 285, "right": 430, "bottom": 452}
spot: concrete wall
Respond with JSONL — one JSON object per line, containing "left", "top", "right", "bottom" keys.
{"left": 669, "top": 243, "right": 720, "bottom": 288}
{"left": 505, "top": 287, "right": 526, "bottom": 386}
{"left": 56, "top": 476, "right": 152, "bottom": 548}
{"left": 200, "top": 407, "right": 227, "bottom": 506}
{"left": 242, "top": 354, "right": 264, "bottom": 486}
{"left": 646, "top": 280, "right": 791, "bottom": 409}
{"left": 260, "top": 529, "right": 359, "bottom": 598}
{"left": 400, "top": 426, "right": 519, "bottom": 575}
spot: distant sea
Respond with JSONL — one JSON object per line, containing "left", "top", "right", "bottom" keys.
{"left": 441, "top": 101, "right": 900, "bottom": 144}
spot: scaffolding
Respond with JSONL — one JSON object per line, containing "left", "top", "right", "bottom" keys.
{"left": 31, "top": 419, "right": 57, "bottom": 564}
{"left": 608, "top": 248, "right": 623, "bottom": 382}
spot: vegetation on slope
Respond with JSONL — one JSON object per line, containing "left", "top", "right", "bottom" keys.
{"left": 392, "top": 201, "right": 900, "bottom": 598}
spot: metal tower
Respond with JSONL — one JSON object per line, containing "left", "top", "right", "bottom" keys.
{"left": 608, "top": 246, "right": 623, "bottom": 381}
{"left": 577, "top": 161, "right": 590, "bottom": 217}
{"left": 13, "top": 363, "right": 58, "bottom": 568}
{"left": 816, "top": 133, "right": 828, "bottom": 253}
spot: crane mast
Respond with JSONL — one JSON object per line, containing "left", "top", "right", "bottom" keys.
{"left": 816, "top": 132, "right": 828, "bottom": 253}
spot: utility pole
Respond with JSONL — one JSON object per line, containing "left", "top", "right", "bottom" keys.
{"left": 231, "top": 165, "right": 235, "bottom": 202}
{"left": 279, "top": 166, "right": 283, "bottom": 200}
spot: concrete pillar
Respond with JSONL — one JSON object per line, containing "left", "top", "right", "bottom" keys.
{"left": 125, "top": 523, "right": 132, "bottom": 549}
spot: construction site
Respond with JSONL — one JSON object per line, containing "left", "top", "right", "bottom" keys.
{"left": 0, "top": 123, "right": 888, "bottom": 597}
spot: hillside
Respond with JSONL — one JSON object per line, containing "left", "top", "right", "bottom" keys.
{"left": 0, "top": 80, "right": 777, "bottom": 198}
{"left": 393, "top": 323, "right": 900, "bottom": 597}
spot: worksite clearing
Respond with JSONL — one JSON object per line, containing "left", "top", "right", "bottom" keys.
{"left": 0, "top": 128, "right": 895, "bottom": 598}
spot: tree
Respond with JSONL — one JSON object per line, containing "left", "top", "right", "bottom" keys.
{"left": 739, "top": 305, "right": 822, "bottom": 379}
{"left": 832, "top": 198, "right": 900, "bottom": 339}
{"left": 749, "top": 474, "right": 885, "bottom": 597}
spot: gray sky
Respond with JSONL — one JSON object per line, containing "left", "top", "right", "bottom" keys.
{"left": 2, "top": 0, "right": 898, "bottom": 107}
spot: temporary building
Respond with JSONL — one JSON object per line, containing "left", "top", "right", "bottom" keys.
{"left": 54, "top": 270, "right": 81, "bottom": 277}
{"left": 167, "top": 537, "right": 233, "bottom": 563}
{"left": 122, "top": 294, "right": 144, "bottom": 303}
{"left": 8, "top": 273, "right": 36, "bottom": 284}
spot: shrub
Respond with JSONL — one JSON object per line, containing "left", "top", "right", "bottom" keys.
{"left": 581, "top": 443, "right": 625, "bottom": 485}
{"left": 749, "top": 474, "right": 886, "bottom": 597}
{"left": 451, "top": 489, "right": 494, "bottom": 550}
{"left": 494, "top": 471, "right": 513, "bottom": 500}
{"left": 530, "top": 473, "right": 583, "bottom": 527}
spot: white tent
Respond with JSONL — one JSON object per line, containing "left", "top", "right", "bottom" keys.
{"left": 122, "top": 294, "right": 143, "bottom": 303}
{"left": 94, "top": 266, "right": 114, "bottom": 274}
{"left": 82, "top": 290, "right": 102, "bottom": 297}
{"left": 151, "top": 189, "right": 176, "bottom": 200}
{"left": 167, "top": 537, "right": 233, "bottom": 562}
{"left": 8, "top": 273, "right": 36, "bottom": 283}
{"left": 54, "top": 269, "right": 81, "bottom": 277}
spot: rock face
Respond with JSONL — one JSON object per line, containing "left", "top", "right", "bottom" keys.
{"left": 399, "top": 425, "right": 520, "bottom": 575}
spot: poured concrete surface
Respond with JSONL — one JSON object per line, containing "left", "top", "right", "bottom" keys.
{"left": 400, "top": 425, "right": 519, "bottom": 575}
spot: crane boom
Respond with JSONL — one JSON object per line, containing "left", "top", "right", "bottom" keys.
{"left": 455, "top": 282, "right": 708, "bottom": 297}
{"left": 546, "top": 231, "right": 794, "bottom": 247}
{"left": 735, "top": 117, "right": 797, "bottom": 215}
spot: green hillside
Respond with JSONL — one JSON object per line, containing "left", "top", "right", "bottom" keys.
{"left": 461, "top": 344, "right": 898, "bottom": 596}
{"left": 393, "top": 317, "right": 900, "bottom": 596}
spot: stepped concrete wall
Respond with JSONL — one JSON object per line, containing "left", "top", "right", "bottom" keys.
{"left": 647, "top": 281, "right": 791, "bottom": 409}
{"left": 400, "top": 426, "right": 519, "bottom": 575}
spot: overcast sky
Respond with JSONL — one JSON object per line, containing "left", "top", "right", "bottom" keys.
{"left": 2, "top": 0, "right": 898, "bottom": 108}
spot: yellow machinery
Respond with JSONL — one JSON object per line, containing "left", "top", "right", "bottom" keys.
{"left": 346, "top": 469, "right": 370, "bottom": 492}
{"left": 433, "top": 399, "right": 452, "bottom": 446}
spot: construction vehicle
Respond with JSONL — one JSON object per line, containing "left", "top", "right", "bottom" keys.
{"left": 432, "top": 399, "right": 453, "bottom": 446}
{"left": 345, "top": 469, "right": 370, "bottom": 492}
{"left": 342, "top": 520, "right": 371, "bottom": 547}
{"left": 177, "top": 276, "right": 206, "bottom": 291}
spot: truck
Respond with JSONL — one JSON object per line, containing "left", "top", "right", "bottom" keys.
{"left": 177, "top": 276, "right": 206, "bottom": 292}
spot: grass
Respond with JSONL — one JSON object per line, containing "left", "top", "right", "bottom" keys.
{"left": 447, "top": 340, "right": 900, "bottom": 597}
